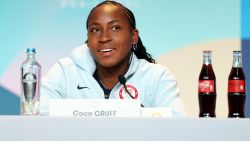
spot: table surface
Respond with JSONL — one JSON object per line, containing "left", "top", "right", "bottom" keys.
{"left": 0, "top": 116, "right": 249, "bottom": 141}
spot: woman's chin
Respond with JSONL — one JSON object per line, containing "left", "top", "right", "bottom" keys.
{"left": 98, "top": 61, "right": 117, "bottom": 68}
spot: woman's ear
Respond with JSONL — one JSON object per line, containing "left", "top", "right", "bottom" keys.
{"left": 132, "top": 29, "right": 139, "bottom": 44}
{"left": 85, "top": 40, "right": 90, "bottom": 47}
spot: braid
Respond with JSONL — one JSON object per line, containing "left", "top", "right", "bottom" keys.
{"left": 86, "top": 0, "right": 155, "bottom": 63}
{"left": 134, "top": 37, "right": 155, "bottom": 63}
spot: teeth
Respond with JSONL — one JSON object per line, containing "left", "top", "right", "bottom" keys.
{"left": 101, "top": 49, "right": 113, "bottom": 52}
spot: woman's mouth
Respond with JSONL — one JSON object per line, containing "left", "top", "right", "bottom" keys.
{"left": 100, "top": 48, "right": 113, "bottom": 52}
{"left": 98, "top": 48, "right": 116, "bottom": 57}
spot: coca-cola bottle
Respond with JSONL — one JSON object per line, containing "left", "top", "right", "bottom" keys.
{"left": 228, "top": 51, "right": 246, "bottom": 118}
{"left": 198, "top": 50, "right": 216, "bottom": 117}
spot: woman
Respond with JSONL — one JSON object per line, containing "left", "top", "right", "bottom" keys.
{"left": 41, "top": 0, "right": 185, "bottom": 116}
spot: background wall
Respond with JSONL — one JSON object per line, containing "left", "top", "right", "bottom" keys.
{"left": 242, "top": 0, "right": 250, "bottom": 117}
{"left": 0, "top": 0, "right": 248, "bottom": 117}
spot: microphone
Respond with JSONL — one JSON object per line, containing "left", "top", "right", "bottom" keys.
{"left": 118, "top": 74, "right": 144, "bottom": 107}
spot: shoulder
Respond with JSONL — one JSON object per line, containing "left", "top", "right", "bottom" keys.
{"left": 57, "top": 57, "right": 74, "bottom": 68}
{"left": 135, "top": 59, "right": 177, "bottom": 85}
{"left": 42, "top": 57, "right": 73, "bottom": 80}
{"left": 138, "top": 59, "right": 172, "bottom": 76}
{"left": 56, "top": 44, "right": 93, "bottom": 71}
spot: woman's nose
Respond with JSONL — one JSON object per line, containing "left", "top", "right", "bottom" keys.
{"left": 99, "top": 30, "right": 111, "bottom": 43}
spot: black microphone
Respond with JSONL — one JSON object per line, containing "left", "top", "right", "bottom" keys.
{"left": 118, "top": 74, "right": 144, "bottom": 107}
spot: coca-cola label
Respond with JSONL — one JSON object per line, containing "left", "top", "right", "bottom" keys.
{"left": 198, "top": 80, "right": 214, "bottom": 93}
{"left": 228, "top": 80, "right": 245, "bottom": 93}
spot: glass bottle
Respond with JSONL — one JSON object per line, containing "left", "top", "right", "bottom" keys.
{"left": 198, "top": 50, "right": 216, "bottom": 117}
{"left": 228, "top": 51, "right": 246, "bottom": 118}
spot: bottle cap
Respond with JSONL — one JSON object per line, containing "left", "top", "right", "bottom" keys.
{"left": 203, "top": 50, "right": 212, "bottom": 57}
{"left": 233, "top": 50, "right": 241, "bottom": 56}
{"left": 26, "top": 48, "right": 36, "bottom": 54}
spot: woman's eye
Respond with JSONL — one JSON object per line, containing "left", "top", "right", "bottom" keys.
{"left": 90, "top": 28, "right": 99, "bottom": 32}
{"left": 111, "top": 26, "right": 121, "bottom": 31}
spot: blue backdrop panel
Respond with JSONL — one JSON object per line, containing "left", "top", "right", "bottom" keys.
{"left": 242, "top": 0, "right": 250, "bottom": 117}
{"left": 243, "top": 41, "right": 250, "bottom": 117}
{"left": 0, "top": 86, "right": 20, "bottom": 115}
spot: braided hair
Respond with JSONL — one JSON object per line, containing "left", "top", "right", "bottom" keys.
{"left": 86, "top": 0, "right": 155, "bottom": 63}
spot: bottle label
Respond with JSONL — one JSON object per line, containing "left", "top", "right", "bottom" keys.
{"left": 198, "top": 80, "right": 214, "bottom": 93}
{"left": 228, "top": 80, "right": 245, "bottom": 93}
{"left": 22, "top": 72, "right": 37, "bottom": 102}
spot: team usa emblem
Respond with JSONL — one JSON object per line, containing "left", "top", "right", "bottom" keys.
{"left": 119, "top": 85, "right": 138, "bottom": 99}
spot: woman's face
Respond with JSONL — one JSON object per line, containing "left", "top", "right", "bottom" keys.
{"left": 87, "top": 4, "right": 138, "bottom": 69}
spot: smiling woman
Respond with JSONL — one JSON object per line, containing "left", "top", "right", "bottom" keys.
{"left": 41, "top": 0, "right": 185, "bottom": 116}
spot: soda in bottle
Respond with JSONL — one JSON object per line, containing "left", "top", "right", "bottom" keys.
{"left": 228, "top": 51, "right": 246, "bottom": 118}
{"left": 198, "top": 50, "right": 216, "bottom": 117}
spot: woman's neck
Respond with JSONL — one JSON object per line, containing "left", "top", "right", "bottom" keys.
{"left": 96, "top": 56, "right": 130, "bottom": 89}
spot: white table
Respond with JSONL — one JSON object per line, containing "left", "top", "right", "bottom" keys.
{"left": 0, "top": 116, "right": 249, "bottom": 141}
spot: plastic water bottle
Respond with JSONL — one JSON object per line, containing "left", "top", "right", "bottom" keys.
{"left": 21, "top": 48, "right": 41, "bottom": 115}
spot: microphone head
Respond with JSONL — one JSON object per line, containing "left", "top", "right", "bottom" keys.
{"left": 118, "top": 74, "right": 126, "bottom": 84}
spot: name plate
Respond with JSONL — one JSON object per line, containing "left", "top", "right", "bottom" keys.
{"left": 49, "top": 99, "right": 141, "bottom": 118}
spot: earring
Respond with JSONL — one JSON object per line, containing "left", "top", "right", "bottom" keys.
{"left": 132, "top": 44, "right": 138, "bottom": 52}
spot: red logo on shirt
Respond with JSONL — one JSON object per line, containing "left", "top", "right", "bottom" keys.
{"left": 119, "top": 85, "right": 138, "bottom": 99}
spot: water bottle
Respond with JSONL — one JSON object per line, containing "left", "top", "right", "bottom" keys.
{"left": 21, "top": 48, "right": 41, "bottom": 115}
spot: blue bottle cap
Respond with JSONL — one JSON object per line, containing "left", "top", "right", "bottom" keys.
{"left": 26, "top": 48, "right": 36, "bottom": 54}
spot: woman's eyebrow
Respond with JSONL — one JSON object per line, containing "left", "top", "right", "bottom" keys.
{"left": 88, "top": 20, "right": 121, "bottom": 27}
{"left": 107, "top": 20, "right": 121, "bottom": 24}
{"left": 89, "top": 19, "right": 121, "bottom": 26}
{"left": 88, "top": 22, "right": 99, "bottom": 27}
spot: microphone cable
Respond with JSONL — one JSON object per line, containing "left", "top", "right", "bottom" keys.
{"left": 118, "top": 74, "right": 144, "bottom": 107}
